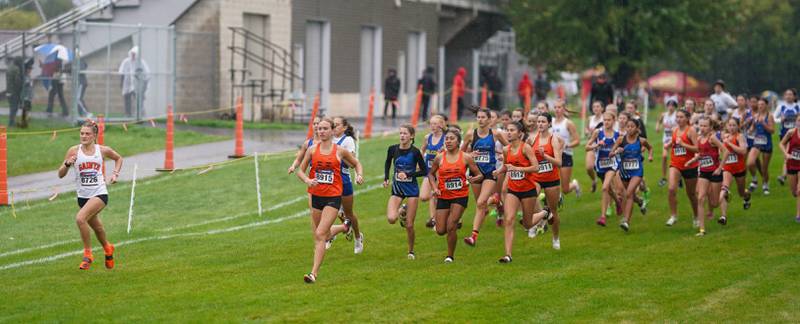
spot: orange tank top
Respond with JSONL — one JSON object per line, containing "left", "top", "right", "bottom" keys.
{"left": 531, "top": 134, "right": 560, "bottom": 183}
{"left": 437, "top": 152, "right": 469, "bottom": 199}
{"left": 505, "top": 143, "right": 537, "bottom": 192}
{"left": 308, "top": 143, "right": 343, "bottom": 197}
{"left": 722, "top": 134, "right": 746, "bottom": 174}
{"left": 670, "top": 126, "right": 698, "bottom": 170}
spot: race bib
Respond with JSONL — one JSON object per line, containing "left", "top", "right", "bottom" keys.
{"left": 474, "top": 151, "right": 490, "bottom": 164}
{"left": 80, "top": 171, "right": 99, "bottom": 186}
{"left": 315, "top": 170, "right": 334, "bottom": 184}
{"left": 508, "top": 170, "right": 525, "bottom": 180}
{"left": 622, "top": 159, "right": 640, "bottom": 170}
{"left": 754, "top": 135, "right": 768, "bottom": 146}
{"left": 444, "top": 178, "right": 463, "bottom": 190}
{"left": 538, "top": 162, "right": 553, "bottom": 173}
{"left": 792, "top": 149, "right": 800, "bottom": 160}
{"left": 674, "top": 146, "right": 687, "bottom": 156}
{"left": 598, "top": 158, "right": 614, "bottom": 169}
{"left": 699, "top": 156, "right": 714, "bottom": 168}
{"left": 341, "top": 167, "right": 350, "bottom": 175}
{"left": 783, "top": 120, "right": 795, "bottom": 129}
{"left": 725, "top": 154, "right": 738, "bottom": 164}
{"left": 664, "top": 129, "right": 673, "bottom": 138}
{"left": 426, "top": 159, "right": 433, "bottom": 169}
{"left": 395, "top": 171, "right": 412, "bottom": 182}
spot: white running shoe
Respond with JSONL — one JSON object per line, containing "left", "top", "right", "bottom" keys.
{"left": 407, "top": 251, "right": 415, "bottom": 260}
{"left": 528, "top": 226, "right": 538, "bottom": 238}
{"left": 666, "top": 216, "right": 677, "bottom": 226}
{"left": 552, "top": 238, "right": 561, "bottom": 250}
{"left": 444, "top": 256, "right": 454, "bottom": 263}
{"left": 572, "top": 179, "right": 582, "bottom": 198}
{"left": 354, "top": 232, "right": 364, "bottom": 254}
{"left": 325, "top": 239, "right": 333, "bottom": 250}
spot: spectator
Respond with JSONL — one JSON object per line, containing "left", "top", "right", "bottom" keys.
{"left": 454, "top": 67, "right": 466, "bottom": 118}
{"left": 517, "top": 72, "right": 533, "bottom": 107}
{"left": 534, "top": 73, "right": 550, "bottom": 103}
{"left": 710, "top": 79, "right": 737, "bottom": 120}
{"left": 590, "top": 73, "right": 614, "bottom": 107}
{"left": 383, "top": 68, "right": 401, "bottom": 120}
{"left": 486, "top": 68, "right": 503, "bottom": 110}
{"left": 45, "top": 58, "right": 69, "bottom": 117}
{"left": 118, "top": 46, "right": 150, "bottom": 117}
{"left": 19, "top": 59, "right": 34, "bottom": 128}
{"left": 417, "top": 66, "right": 437, "bottom": 119}
{"left": 5, "top": 56, "right": 22, "bottom": 126}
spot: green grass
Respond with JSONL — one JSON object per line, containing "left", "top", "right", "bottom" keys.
{"left": 0, "top": 115, "right": 798, "bottom": 322}
{"left": 2, "top": 117, "right": 227, "bottom": 176}
{"left": 160, "top": 118, "right": 309, "bottom": 131}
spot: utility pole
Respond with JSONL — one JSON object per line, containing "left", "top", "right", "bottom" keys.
{"left": 32, "top": 0, "right": 47, "bottom": 22}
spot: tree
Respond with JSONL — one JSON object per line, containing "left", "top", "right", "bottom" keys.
{"left": 0, "top": 10, "right": 40, "bottom": 30}
{"left": 507, "top": 0, "right": 745, "bottom": 87}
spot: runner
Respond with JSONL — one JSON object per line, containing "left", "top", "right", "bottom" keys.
{"left": 420, "top": 115, "right": 446, "bottom": 229}
{"left": 512, "top": 109, "right": 524, "bottom": 123}
{"left": 585, "top": 100, "right": 605, "bottom": 192}
{"left": 295, "top": 118, "right": 364, "bottom": 283}
{"left": 529, "top": 113, "right": 565, "bottom": 250}
{"left": 778, "top": 114, "right": 800, "bottom": 223}
{"left": 747, "top": 97, "right": 775, "bottom": 195}
{"left": 461, "top": 108, "right": 508, "bottom": 246}
{"left": 720, "top": 117, "right": 751, "bottom": 225}
{"left": 495, "top": 121, "right": 552, "bottom": 262}
{"left": 665, "top": 109, "right": 700, "bottom": 227}
{"left": 287, "top": 116, "right": 321, "bottom": 174}
{"left": 58, "top": 120, "right": 123, "bottom": 270}
{"left": 488, "top": 110, "right": 510, "bottom": 226}
{"left": 551, "top": 100, "right": 582, "bottom": 199}
{"left": 610, "top": 117, "right": 653, "bottom": 231}
{"left": 333, "top": 117, "right": 364, "bottom": 253}
{"left": 383, "top": 124, "right": 428, "bottom": 259}
{"left": 656, "top": 100, "right": 678, "bottom": 187}
{"left": 686, "top": 117, "right": 727, "bottom": 236}
{"left": 427, "top": 128, "right": 484, "bottom": 263}
{"left": 775, "top": 89, "right": 799, "bottom": 186}
{"left": 587, "top": 112, "right": 621, "bottom": 226}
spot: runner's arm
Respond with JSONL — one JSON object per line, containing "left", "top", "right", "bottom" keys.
{"left": 58, "top": 146, "right": 78, "bottom": 179}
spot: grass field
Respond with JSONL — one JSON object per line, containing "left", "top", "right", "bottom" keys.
{"left": 0, "top": 117, "right": 798, "bottom": 322}
{"left": 2, "top": 117, "right": 226, "bottom": 176}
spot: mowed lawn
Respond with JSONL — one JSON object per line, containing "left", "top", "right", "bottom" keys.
{"left": 2, "top": 117, "right": 226, "bottom": 176}
{"left": 0, "top": 117, "right": 798, "bottom": 322}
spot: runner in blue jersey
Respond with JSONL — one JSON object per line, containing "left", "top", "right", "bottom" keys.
{"left": 420, "top": 115, "right": 446, "bottom": 229}
{"left": 746, "top": 98, "right": 775, "bottom": 195}
{"left": 586, "top": 112, "right": 621, "bottom": 227}
{"left": 610, "top": 117, "right": 653, "bottom": 232}
{"left": 775, "top": 89, "right": 799, "bottom": 185}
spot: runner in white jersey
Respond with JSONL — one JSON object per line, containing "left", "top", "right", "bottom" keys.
{"left": 58, "top": 120, "right": 123, "bottom": 271}
{"left": 656, "top": 100, "right": 679, "bottom": 187}
{"left": 585, "top": 100, "right": 605, "bottom": 192}
{"left": 551, "top": 100, "right": 581, "bottom": 202}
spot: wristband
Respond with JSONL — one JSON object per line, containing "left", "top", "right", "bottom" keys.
{"left": 64, "top": 161, "right": 72, "bottom": 167}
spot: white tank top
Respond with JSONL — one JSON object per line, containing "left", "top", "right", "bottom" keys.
{"left": 74, "top": 144, "right": 108, "bottom": 198}
{"left": 588, "top": 115, "right": 603, "bottom": 131}
{"left": 551, "top": 117, "right": 573, "bottom": 155}
{"left": 662, "top": 111, "right": 677, "bottom": 143}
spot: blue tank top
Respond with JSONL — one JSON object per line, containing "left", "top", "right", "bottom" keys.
{"left": 337, "top": 136, "right": 352, "bottom": 184}
{"left": 425, "top": 133, "right": 445, "bottom": 169}
{"left": 754, "top": 115, "right": 772, "bottom": 147}
{"left": 619, "top": 136, "right": 643, "bottom": 177}
{"left": 394, "top": 148, "right": 418, "bottom": 183}
{"left": 595, "top": 130, "right": 619, "bottom": 172}
{"left": 471, "top": 129, "right": 497, "bottom": 174}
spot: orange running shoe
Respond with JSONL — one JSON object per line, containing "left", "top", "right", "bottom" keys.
{"left": 79, "top": 256, "right": 93, "bottom": 270}
{"left": 103, "top": 244, "right": 115, "bottom": 269}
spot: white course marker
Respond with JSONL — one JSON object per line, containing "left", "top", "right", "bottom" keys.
{"left": 127, "top": 163, "right": 138, "bottom": 234}
{"left": 254, "top": 152, "right": 263, "bottom": 216}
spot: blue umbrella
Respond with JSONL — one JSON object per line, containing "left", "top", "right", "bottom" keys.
{"left": 34, "top": 43, "right": 73, "bottom": 63}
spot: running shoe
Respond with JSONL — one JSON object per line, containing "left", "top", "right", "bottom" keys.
{"left": 499, "top": 255, "right": 513, "bottom": 263}
{"left": 640, "top": 203, "right": 648, "bottom": 215}
{"left": 425, "top": 218, "right": 436, "bottom": 228}
{"left": 658, "top": 178, "right": 667, "bottom": 187}
{"left": 444, "top": 256, "right": 454, "bottom": 263}
{"left": 78, "top": 256, "right": 93, "bottom": 270}
{"left": 620, "top": 221, "right": 629, "bottom": 232}
{"left": 717, "top": 216, "right": 727, "bottom": 225}
{"left": 572, "top": 179, "right": 582, "bottom": 198}
{"left": 596, "top": 216, "right": 607, "bottom": 227}
{"left": 591, "top": 179, "right": 598, "bottom": 193}
{"left": 103, "top": 244, "right": 115, "bottom": 269}
{"left": 399, "top": 204, "right": 408, "bottom": 228}
{"left": 325, "top": 238, "right": 334, "bottom": 250}
{"left": 528, "top": 226, "right": 539, "bottom": 238}
{"left": 354, "top": 232, "right": 364, "bottom": 254}
{"left": 762, "top": 185, "right": 770, "bottom": 196}
{"left": 666, "top": 216, "right": 677, "bottom": 226}
{"left": 407, "top": 251, "right": 415, "bottom": 260}
{"left": 303, "top": 273, "right": 316, "bottom": 284}
{"left": 696, "top": 229, "right": 706, "bottom": 237}
{"left": 748, "top": 181, "right": 757, "bottom": 192}
{"left": 778, "top": 175, "right": 786, "bottom": 186}
{"left": 743, "top": 198, "right": 751, "bottom": 210}
{"left": 463, "top": 236, "right": 476, "bottom": 247}
{"left": 552, "top": 238, "right": 561, "bottom": 250}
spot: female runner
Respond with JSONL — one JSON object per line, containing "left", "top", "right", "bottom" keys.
{"left": 747, "top": 98, "right": 775, "bottom": 195}
{"left": 720, "top": 118, "right": 751, "bottom": 225}
{"left": 333, "top": 117, "right": 363, "bottom": 253}
{"left": 686, "top": 117, "right": 727, "bottom": 236}
{"left": 421, "top": 115, "right": 446, "bottom": 228}
{"left": 665, "top": 110, "right": 700, "bottom": 227}
{"left": 610, "top": 117, "right": 652, "bottom": 231}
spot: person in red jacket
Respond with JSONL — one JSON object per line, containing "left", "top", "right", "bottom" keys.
{"left": 454, "top": 67, "right": 467, "bottom": 119}
{"left": 518, "top": 73, "right": 533, "bottom": 108}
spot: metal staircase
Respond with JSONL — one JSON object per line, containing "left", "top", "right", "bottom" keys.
{"left": 228, "top": 26, "right": 303, "bottom": 122}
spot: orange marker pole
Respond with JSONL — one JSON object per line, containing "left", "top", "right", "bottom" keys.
{"left": 524, "top": 87, "right": 532, "bottom": 115}
{"left": 449, "top": 82, "right": 459, "bottom": 123}
{"left": 557, "top": 85, "right": 566, "bottom": 101}
{"left": 480, "top": 84, "right": 488, "bottom": 108}
{"left": 364, "top": 90, "right": 374, "bottom": 139}
{"left": 97, "top": 115, "right": 106, "bottom": 175}
{"left": 411, "top": 85, "right": 423, "bottom": 128}
{"left": 157, "top": 105, "right": 175, "bottom": 171}
{"left": 306, "top": 93, "right": 320, "bottom": 140}
{"left": 0, "top": 126, "right": 7, "bottom": 206}
{"left": 229, "top": 96, "right": 246, "bottom": 158}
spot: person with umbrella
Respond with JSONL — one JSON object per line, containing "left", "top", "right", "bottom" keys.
{"left": 118, "top": 46, "right": 150, "bottom": 117}
{"left": 35, "top": 43, "right": 71, "bottom": 117}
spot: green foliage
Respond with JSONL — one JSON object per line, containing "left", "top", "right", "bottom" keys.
{"left": 507, "top": 0, "right": 744, "bottom": 85}
{"left": 0, "top": 10, "right": 40, "bottom": 30}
